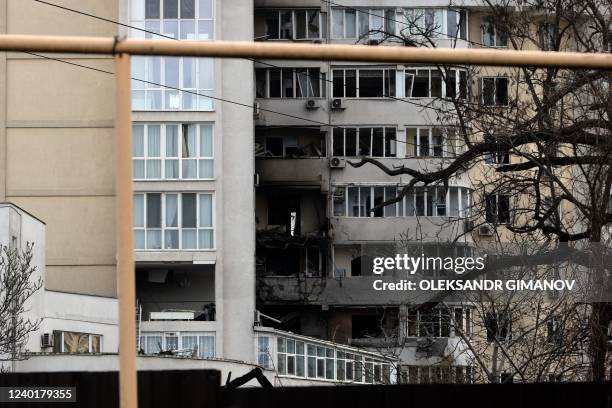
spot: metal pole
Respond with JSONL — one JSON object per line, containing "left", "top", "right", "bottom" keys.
{"left": 1, "top": 34, "right": 612, "bottom": 69}
{"left": 115, "top": 53, "right": 137, "bottom": 408}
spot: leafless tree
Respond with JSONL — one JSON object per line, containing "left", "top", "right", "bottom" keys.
{"left": 0, "top": 243, "right": 42, "bottom": 366}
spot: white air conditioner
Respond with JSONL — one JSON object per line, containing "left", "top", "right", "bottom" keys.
{"left": 305, "top": 99, "right": 319, "bottom": 110}
{"left": 329, "top": 157, "right": 346, "bottom": 169}
{"left": 478, "top": 224, "right": 494, "bottom": 236}
{"left": 330, "top": 98, "right": 345, "bottom": 110}
{"left": 41, "top": 333, "right": 53, "bottom": 348}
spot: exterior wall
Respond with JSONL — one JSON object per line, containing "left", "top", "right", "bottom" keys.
{"left": 3, "top": 0, "right": 118, "bottom": 297}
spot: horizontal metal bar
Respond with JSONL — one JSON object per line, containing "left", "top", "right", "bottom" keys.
{"left": 1, "top": 34, "right": 611, "bottom": 69}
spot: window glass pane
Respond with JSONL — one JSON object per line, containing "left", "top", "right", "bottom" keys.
{"left": 134, "top": 194, "right": 145, "bottom": 227}
{"left": 200, "top": 125, "right": 213, "bottom": 156}
{"left": 147, "top": 125, "right": 161, "bottom": 157}
{"left": 450, "top": 187, "right": 459, "bottom": 216}
{"left": 182, "top": 230, "right": 197, "bottom": 249}
{"left": 146, "top": 193, "right": 162, "bottom": 228}
{"left": 199, "top": 194, "right": 213, "bottom": 227}
{"left": 183, "top": 58, "right": 196, "bottom": 88}
{"left": 147, "top": 230, "right": 162, "bottom": 249}
{"left": 165, "top": 229, "right": 178, "bottom": 249}
{"left": 182, "top": 124, "right": 197, "bottom": 158}
{"left": 164, "top": 57, "right": 179, "bottom": 88}
{"left": 198, "top": 19, "right": 214, "bottom": 39}
{"left": 370, "top": 9, "right": 383, "bottom": 38}
{"left": 199, "top": 159, "right": 214, "bottom": 178}
{"left": 384, "top": 187, "right": 397, "bottom": 217}
{"left": 165, "top": 160, "right": 179, "bottom": 178}
{"left": 182, "top": 193, "right": 197, "bottom": 228}
{"left": 134, "top": 159, "right": 145, "bottom": 179}
{"left": 295, "top": 10, "right": 307, "bottom": 39}
{"left": 198, "top": 229, "right": 213, "bottom": 249}
{"left": 166, "top": 125, "right": 179, "bottom": 157}
{"left": 199, "top": 336, "right": 214, "bottom": 358}
{"left": 358, "top": 9, "right": 369, "bottom": 37}
{"left": 166, "top": 194, "right": 178, "bottom": 227}
{"left": 133, "top": 125, "right": 145, "bottom": 156}
{"left": 496, "top": 78, "right": 509, "bottom": 105}
{"left": 163, "top": 0, "right": 178, "bottom": 18}
{"left": 332, "top": 8, "right": 344, "bottom": 39}
{"left": 447, "top": 10, "right": 458, "bottom": 38}
{"left": 181, "top": 0, "right": 195, "bottom": 18}
{"left": 346, "top": 10, "right": 356, "bottom": 37}
{"left": 309, "top": 69, "right": 320, "bottom": 97}
{"left": 199, "top": 58, "right": 214, "bottom": 90}
{"left": 145, "top": 0, "right": 160, "bottom": 19}
{"left": 346, "top": 70, "right": 357, "bottom": 97}
{"left": 163, "top": 20, "right": 178, "bottom": 39}
{"left": 180, "top": 20, "right": 196, "bottom": 40}
{"left": 198, "top": 0, "right": 213, "bottom": 19}
{"left": 255, "top": 69, "right": 266, "bottom": 98}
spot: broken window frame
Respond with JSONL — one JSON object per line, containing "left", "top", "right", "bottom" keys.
{"left": 407, "top": 127, "right": 461, "bottom": 157}
{"left": 485, "top": 311, "right": 513, "bottom": 343}
{"left": 331, "top": 127, "right": 397, "bottom": 158}
{"left": 331, "top": 67, "right": 396, "bottom": 98}
{"left": 255, "top": 67, "right": 326, "bottom": 98}
{"left": 140, "top": 331, "right": 215, "bottom": 357}
{"left": 263, "top": 9, "right": 327, "bottom": 40}
{"left": 405, "top": 67, "right": 468, "bottom": 99}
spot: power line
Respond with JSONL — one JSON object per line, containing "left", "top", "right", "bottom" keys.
{"left": 30, "top": 0, "right": 464, "bottom": 114}
{"left": 26, "top": 0, "right": 467, "bottom": 154}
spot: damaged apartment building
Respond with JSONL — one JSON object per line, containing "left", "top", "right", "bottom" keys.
{"left": 254, "top": 0, "right": 479, "bottom": 383}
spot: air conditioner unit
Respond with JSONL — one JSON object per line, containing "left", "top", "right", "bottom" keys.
{"left": 463, "top": 220, "right": 474, "bottom": 233}
{"left": 330, "top": 98, "right": 345, "bottom": 110}
{"left": 41, "top": 333, "right": 53, "bottom": 348}
{"left": 253, "top": 102, "right": 261, "bottom": 118}
{"left": 478, "top": 224, "right": 494, "bottom": 236}
{"left": 305, "top": 99, "right": 319, "bottom": 110}
{"left": 329, "top": 157, "right": 346, "bottom": 168}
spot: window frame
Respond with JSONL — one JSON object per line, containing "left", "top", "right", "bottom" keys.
{"left": 405, "top": 67, "right": 468, "bottom": 99}
{"left": 481, "top": 77, "right": 509, "bottom": 107}
{"left": 331, "top": 67, "right": 396, "bottom": 98}
{"left": 263, "top": 9, "right": 327, "bottom": 41}
{"left": 485, "top": 193, "right": 511, "bottom": 224}
{"left": 255, "top": 67, "right": 327, "bottom": 99}
{"left": 52, "top": 331, "right": 102, "bottom": 354}
{"left": 481, "top": 15, "right": 508, "bottom": 48}
{"left": 133, "top": 123, "right": 214, "bottom": 180}
{"left": 134, "top": 192, "right": 215, "bottom": 250}
{"left": 334, "top": 185, "right": 470, "bottom": 219}
{"left": 331, "top": 127, "right": 397, "bottom": 158}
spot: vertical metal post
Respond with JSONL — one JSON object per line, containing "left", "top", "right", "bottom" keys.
{"left": 115, "top": 53, "right": 137, "bottom": 408}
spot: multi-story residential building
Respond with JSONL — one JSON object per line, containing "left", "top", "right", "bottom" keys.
{"left": 253, "top": 0, "right": 480, "bottom": 383}
{"left": 0, "top": 0, "right": 396, "bottom": 386}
